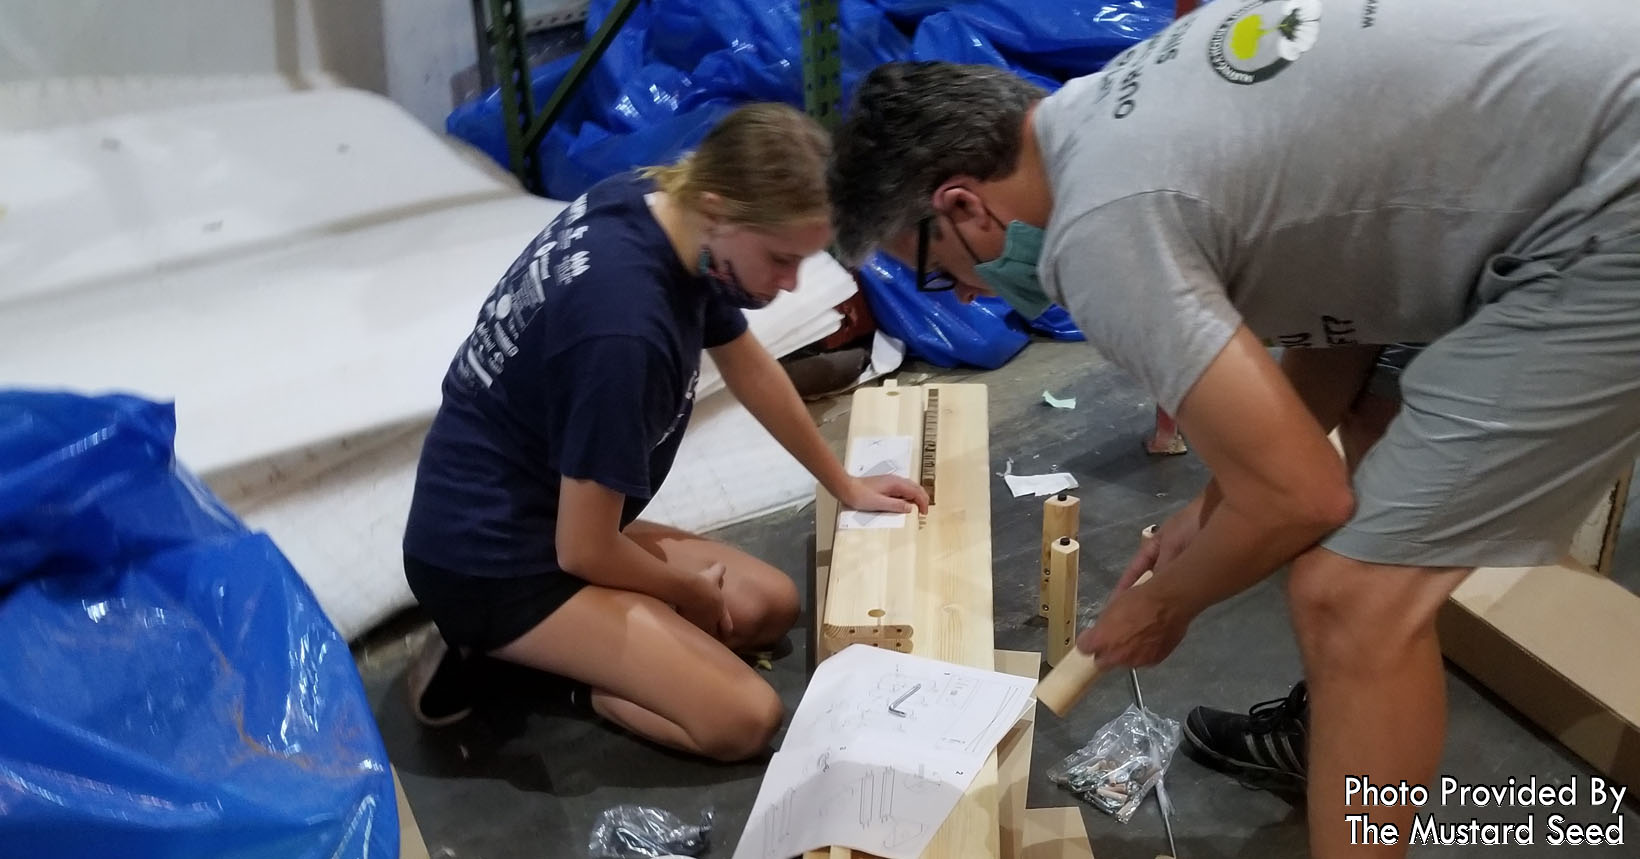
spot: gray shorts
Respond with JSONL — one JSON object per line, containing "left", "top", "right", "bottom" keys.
{"left": 1323, "top": 226, "right": 1640, "bottom": 568}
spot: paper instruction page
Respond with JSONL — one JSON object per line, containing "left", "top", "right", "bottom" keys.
{"left": 733, "top": 645, "right": 1036, "bottom": 859}
{"left": 836, "top": 435, "right": 914, "bottom": 530}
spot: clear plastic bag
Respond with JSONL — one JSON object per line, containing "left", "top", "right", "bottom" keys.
{"left": 1048, "top": 703, "right": 1181, "bottom": 823}
{"left": 587, "top": 804, "right": 714, "bottom": 858}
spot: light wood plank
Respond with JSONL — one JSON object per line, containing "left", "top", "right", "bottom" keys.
{"left": 811, "top": 486, "right": 839, "bottom": 675}
{"left": 995, "top": 650, "right": 1042, "bottom": 859}
{"left": 1021, "top": 807, "right": 1096, "bottom": 859}
{"left": 914, "top": 383, "right": 999, "bottom": 858}
{"left": 810, "top": 382, "right": 1000, "bottom": 858}
{"left": 821, "top": 382, "right": 927, "bottom": 655}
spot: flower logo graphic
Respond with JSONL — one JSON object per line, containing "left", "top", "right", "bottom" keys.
{"left": 1210, "top": 0, "right": 1323, "bottom": 85}
{"left": 1277, "top": 0, "right": 1322, "bottom": 60}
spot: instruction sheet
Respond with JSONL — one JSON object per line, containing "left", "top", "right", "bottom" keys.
{"left": 836, "top": 435, "right": 914, "bottom": 530}
{"left": 732, "top": 644, "right": 1036, "bottom": 859}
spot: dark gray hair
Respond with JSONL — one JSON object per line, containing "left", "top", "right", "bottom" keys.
{"left": 828, "top": 61, "right": 1047, "bottom": 265}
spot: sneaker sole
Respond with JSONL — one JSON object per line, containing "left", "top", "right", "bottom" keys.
{"left": 1182, "top": 718, "right": 1307, "bottom": 792}
{"left": 405, "top": 637, "right": 474, "bottom": 728}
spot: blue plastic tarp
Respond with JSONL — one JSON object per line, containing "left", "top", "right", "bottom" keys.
{"left": 446, "top": 0, "right": 1177, "bottom": 366}
{"left": 0, "top": 391, "right": 397, "bottom": 859}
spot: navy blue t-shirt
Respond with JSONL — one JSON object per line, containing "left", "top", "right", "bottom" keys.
{"left": 403, "top": 172, "right": 748, "bottom": 577}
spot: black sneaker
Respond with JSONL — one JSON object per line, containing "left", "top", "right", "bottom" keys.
{"left": 405, "top": 635, "right": 473, "bottom": 727}
{"left": 1183, "top": 681, "right": 1309, "bottom": 790}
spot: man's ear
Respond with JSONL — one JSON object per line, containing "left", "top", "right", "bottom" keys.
{"left": 930, "top": 179, "right": 986, "bottom": 226}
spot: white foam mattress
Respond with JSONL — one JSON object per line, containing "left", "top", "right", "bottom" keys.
{"left": 1, "top": 82, "right": 862, "bottom": 639}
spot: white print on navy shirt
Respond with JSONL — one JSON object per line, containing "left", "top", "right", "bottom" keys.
{"left": 455, "top": 193, "right": 591, "bottom": 390}
{"left": 655, "top": 369, "right": 698, "bottom": 450}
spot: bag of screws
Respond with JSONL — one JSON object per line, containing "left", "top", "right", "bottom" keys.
{"left": 586, "top": 804, "right": 713, "bottom": 857}
{"left": 1047, "top": 703, "right": 1181, "bottom": 823}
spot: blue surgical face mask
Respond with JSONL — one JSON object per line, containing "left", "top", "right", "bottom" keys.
{"left": 697, "top": 244, "right": 770, "bottom": 310}
{"left": 973, "top": 220, "right": 1050, "bottom": 320}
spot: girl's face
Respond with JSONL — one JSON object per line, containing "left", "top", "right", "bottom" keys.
{"left": 701, "top": 217, "right": 832, "bottom": 308}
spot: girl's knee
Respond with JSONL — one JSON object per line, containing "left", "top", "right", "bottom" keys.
{"left": 727, "top": 572, "right": 800, "bottom": 651}
{"left": 694, "top": 680, "right": 783, "bottom": 761}
{"left": 763, "top": 577, "right": 800, "bottom": 638}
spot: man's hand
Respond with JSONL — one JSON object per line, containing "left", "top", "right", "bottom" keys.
{"left": 677, "top": 562, "right": 734, "bottom": 640}
{"left": 1078, "top": 584, "right": 1192, "bottom": 668}
{"left": 1115, "top": 494, "right": 1208, "bottom": 594}
{"left": 837, "top": 474, "right": 931, "bottom": 515}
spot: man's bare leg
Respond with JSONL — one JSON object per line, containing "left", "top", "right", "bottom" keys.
{"left": 1288, "top": 547, "right": 1471, "bottom": 858}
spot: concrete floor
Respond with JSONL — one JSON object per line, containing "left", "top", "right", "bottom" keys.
{"left": 355, "top": 339, "right": 1640, "bottom": 858}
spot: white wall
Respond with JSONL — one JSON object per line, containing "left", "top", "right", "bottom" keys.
{"left": 0, "top": 0, "right": 493, "bottom": 131}
{"left": 383, "top": 0, "right": 477, "bottom": 130}
{"left": 0, "top": 0, "right": 594, "bottom": 131}
{"left": 1, "top": 1, "right": 335, "bottom": 83}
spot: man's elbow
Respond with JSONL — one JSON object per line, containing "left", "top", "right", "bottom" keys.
{"left": 1293, "top": 482, "right": 1356, "bottom": 534}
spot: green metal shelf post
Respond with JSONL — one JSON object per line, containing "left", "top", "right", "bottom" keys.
{"left": 484, "top": 0, "right": 642, "bottom": 195}
{"left": 800, "top": 0, "right": 843, "bottom": 131}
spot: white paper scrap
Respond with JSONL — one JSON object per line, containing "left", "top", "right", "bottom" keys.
{"left": 1042, "top": 390, "right": 1077, "bottom": 409}
{"left": 732, "top": 645, "right": 1037, "bottom": 859}
{"left": 1003, "top": 471, "right": 1080, "bottom": 498}
{"left": 837, "top": 435, "right": 913, "bottom": 530}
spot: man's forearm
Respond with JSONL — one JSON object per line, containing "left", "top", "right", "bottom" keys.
{"left": 1154, "top": 488, "right": 1343, "bottom": 617}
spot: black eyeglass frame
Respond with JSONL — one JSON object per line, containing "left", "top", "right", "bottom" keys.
{"left": 913, "top": 217, "right": 958, "bottom": 293}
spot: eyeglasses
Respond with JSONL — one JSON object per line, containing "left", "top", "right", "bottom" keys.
{"left": 914, "top": 217, "right": 957, "bottom": 293}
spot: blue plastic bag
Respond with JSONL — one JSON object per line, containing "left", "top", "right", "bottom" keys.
{"left": 909, "top": 11, "right": 1063, "bottom": 92}
{"left": 878, "top": 1, "right": 1178, "bottom": 79}
{"left": 855, "top": 253, "right": 1028, "bottom": 369}
{"left": 447, "top": 0, "right": 1174, "bottom": 203}
{"left": 0, "top": 391, "right": 396, "bottom": 859}
{"left": 970, "top": 297, "right": 1088, "bottom": 342}
{"left": 446, "top": 0, "right": 1182, "bottom": 364}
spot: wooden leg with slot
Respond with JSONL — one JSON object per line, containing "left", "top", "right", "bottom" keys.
{"left": 1045, "top": 538, "right": 1080, "bottom": 667}
{"left": 1040, "top": 494, "right": 1079, "bottom": 618}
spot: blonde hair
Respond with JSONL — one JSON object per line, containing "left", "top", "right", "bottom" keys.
{"left": 641, "top": 102, "right": 831, "bottom": 228}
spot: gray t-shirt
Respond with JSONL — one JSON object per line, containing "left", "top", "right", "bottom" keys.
{"left": 1035, "top": 0, "right": 1640, "bottom": 413}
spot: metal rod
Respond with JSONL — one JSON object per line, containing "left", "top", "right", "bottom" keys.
{"left": 1158, "top": 778, "right": 1180, "bottom": 858}
{"left": 1130, "top": 668, "right": 1178, "bottom": 858}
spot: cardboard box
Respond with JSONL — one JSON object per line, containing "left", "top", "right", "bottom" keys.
{"left": 1439, "top": 562, "right": 1640, "bottom": 791}
{"left": 394, "top": 768, "right": 432, "bottom": 859}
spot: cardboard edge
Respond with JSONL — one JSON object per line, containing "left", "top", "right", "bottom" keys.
{"left": 1439, "top": 563, "right": 1640, "bottom": 791}
{"left": 394, "top": 768, "right": 431, "bottom": 859}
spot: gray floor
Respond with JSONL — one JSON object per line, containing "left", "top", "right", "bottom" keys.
{"left": 355, "top": 340, "right": 1640, "bottom": 858}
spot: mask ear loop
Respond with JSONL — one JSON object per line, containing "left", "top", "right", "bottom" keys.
{"left": 945, "top": 210, "right": 988, "bottom": 267}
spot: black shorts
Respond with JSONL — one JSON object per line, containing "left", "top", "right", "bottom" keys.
{"left": 403, "top": 554, "right": 588, "bottom": 652}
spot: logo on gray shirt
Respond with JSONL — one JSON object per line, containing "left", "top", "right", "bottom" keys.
{"left": 1209, "top": 0, "right": 1323, "bottom": 84}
